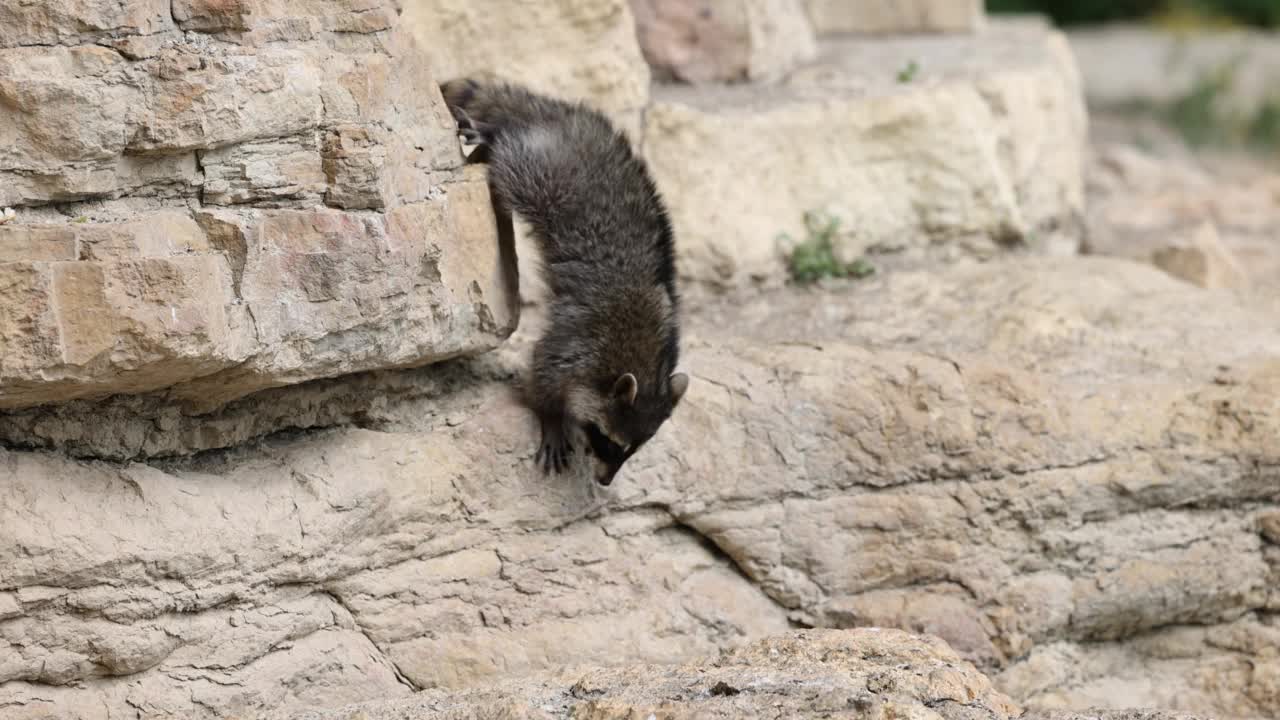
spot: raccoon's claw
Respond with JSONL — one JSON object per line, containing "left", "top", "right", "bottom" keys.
{"left": 536, "top": 438, "right": 572, "bottom": 474}
{"left": 454, "top": 108, "right": 496, "bottom": 147}
{"left": 535, "top": 423, "right": 573, "bottom": 474}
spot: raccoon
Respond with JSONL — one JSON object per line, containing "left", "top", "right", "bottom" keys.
{"left": 440, "top": 78, "right": 689, "bottom": 486}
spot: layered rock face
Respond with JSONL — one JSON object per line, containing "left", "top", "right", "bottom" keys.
{"left": 2, "top": 2, "right": 1275, "bottom": 720}
{"left": 4, "top": 259, "right": 1279, "bottom": 719}
{"left": 0, "top": 0, "right": 519, "bottom": 412}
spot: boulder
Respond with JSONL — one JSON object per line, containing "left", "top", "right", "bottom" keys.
{"left": 630, "top": 0, "right": 817, "bottom": 84}
{"left": 2, "top": 257, "right": 1276, "bottom": 719}
{"left": 804, "top": 0, "right": 985, "bottom": 35}
{"left": 643, "top": 18, "right": 1086, "bottom": 285}
{"left": 0, "top": 2, "right": 518, "bottom": 411}
{"left": 402, "top": 0, "right": 651, "bottom": 137}
{"left": 280, "top": 629, "right": 1023, "bottom": 720}
{"left": 1085, "top": 141, "right": 1280, "bottom": 296}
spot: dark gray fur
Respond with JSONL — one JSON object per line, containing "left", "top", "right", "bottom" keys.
{"left": 440, "top": 78, "right": 689, "bottom": 486}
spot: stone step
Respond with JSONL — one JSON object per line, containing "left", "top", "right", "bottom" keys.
{"left": 805, "top": 0, "right": 985, "bottom": 35}
{"left": 642, "top": 17, "right": 1087, "bottom": 285}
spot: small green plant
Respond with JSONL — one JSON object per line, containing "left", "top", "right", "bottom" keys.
{"left": 781, "top": 211, "right": 876, "bottom": 285}
{"left": 1165, "top": 62, "right": 1237, "bottom": 145}
{"left": 73, "top": 215, "right": 88, "bottom": 224}
{"left": 1247, "top": 96, "right": 1280, "bottom": 148}
{"left": 896, "top": 60, "right": 920, "bottom": 84}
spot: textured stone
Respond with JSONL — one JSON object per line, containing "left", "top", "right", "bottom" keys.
{"left": 281, "top": 630, "right": 1021, "bottom": 720}
{"left": 644, "top": 18, "right": 1086, "bottom": 284}
{"left": 1151, "top": 223, "right": 1250, "bottom": 290}
{"left": 630, "top": 0, "right": 817, "bottom": 83}
{"left": 805, "top": 0, "right": 985, "bottom": 34}
{"left": 0, "top": 0, "right": 174, "bottom": 48}
{"left": 403, "top": 0, "right": 651, "bottom": 135}
{"left": 2, "top": 258, "right": 1277, "bottom": 719}
{"left": 0, "top": 3, "right": 515, "bottom": 411}
{"left": 1084, "top": 141, "right": 1280, "bottom": 297}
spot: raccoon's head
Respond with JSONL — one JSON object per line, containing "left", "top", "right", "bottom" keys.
{"left": 584, "top": 371, "right": 689, "bottom": 486}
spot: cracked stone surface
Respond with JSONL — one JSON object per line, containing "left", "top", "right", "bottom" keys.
{"left": 2, "top": 257, "right": 1278, "bottom": 719}
{"left": 278, "top": 628, "right": 1025, "bottom": 719}
{"left": 0, "top": 0, "right": 519, "bottom": 411}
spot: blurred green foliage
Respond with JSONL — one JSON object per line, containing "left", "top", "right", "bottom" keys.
{"left": 986, "top": 0, "right": 1280, "bottom": 27}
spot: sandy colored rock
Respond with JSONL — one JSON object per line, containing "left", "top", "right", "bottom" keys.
{"left": 281, "top": 629, "right": 1021, "bottom": 720}
{"left": 402, "top": 0, "right": 651, "bottom": 136}
{"left": 805, "top": 0, "right": 985, "bottom": 34}
{"left": 0, "top": 0, "right": 173, "bottom": 48}
{"left": 644, "top": 18, "right": 1086, "bottom": 284}
{"left": 1151, "top": 223, "right": 1250, "bottom": 290}
{"left": 630, "top": 0, "right": 817, "bottom": 83}
{"left": 1084, "top": 139, "right": 1280, "bottom": 297}
{"left": 2, "top": 257, "right": 1277, "bottom": 719}
{"left": 0, "top": 3, "right": 516, "bottom": 411}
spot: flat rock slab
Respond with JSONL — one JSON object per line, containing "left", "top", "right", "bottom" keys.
{"left": 805, "top": 0, "right": 985, "bottom": 35}
{"left": 1, "top": 257, "right": 1277, "bottom": 719}
{"left": 280, "top": 629, "right": 1022, "bottom": 720}
{"left": 644, "top": 18, "right": 1086, "bottom": 285}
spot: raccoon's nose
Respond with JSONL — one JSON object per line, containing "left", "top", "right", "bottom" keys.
{"left": 595, "top": 465, "right": 618, "bottom": 486}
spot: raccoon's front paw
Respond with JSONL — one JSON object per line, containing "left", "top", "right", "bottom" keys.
{"left": 535, "top": 420, "right": 574, "bottom": 474}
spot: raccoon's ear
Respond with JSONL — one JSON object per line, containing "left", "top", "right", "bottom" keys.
{"left": 669, "top": 373, "right": 689, "bottom": 406}
{"left": 612, "top": 373, "right": 639, "bottom": 405}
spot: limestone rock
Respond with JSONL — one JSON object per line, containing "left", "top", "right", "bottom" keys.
{"left": 280, "top": 629, "right": 1022, "bottom": 719}
{"left": 1151, "top": 223, "right": 1250, "bottom": 290}
{"left": 1, "top": 258, "right": 1276, "bottom": 719}
{"left": 0, "top": 3, "right": 517, "bottom": 411}
{"left": 0, "top": 0, "right": 173, "bottom": 48}
{"left": 402, "top": 0, "right": 651, "bottom": 136}
{"left": 644, "top": 18, "right": 1086, "bottom": 285}
{"left": 630, "top": 0, "right": 818, "bottom": 84}
{"left": 805, "top": 0, "right": 985, "bottom": 35}
{"left": 1085, "top": 141, "right": 1280, "bottom": 296}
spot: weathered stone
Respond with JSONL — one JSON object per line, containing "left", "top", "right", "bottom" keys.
{"left": 201, "top": 136, "right": 328, "bottom": 207}
{"left": 403, "top": 0, "right": 651, "bottom": 136}
{"left": 630, "top": 0, "right": 817, "bottom": 83}
{"left": 1151, "top": 223, "right": 1250, "bottom": 290}
{"left": 0, "top": 226, "right": 77, "bottom": 263}
{"left": 2, "top": 258, "right": 1277, "bottom": 719}
{"left": 1084, "top": 141, "right": 1280, "bottom": 297}
{"left": 280, "top": 630, "right": 1021, "bottom": 720}
{"left": 644, "top": 19, "right": 1085, "bottom": 284}
{"left": 75, "top": 211, "right": 211, "bottom": 261}
{"left": 0, "top": 0, "right": 174, "bottom": 48}
{"left": 172, "top": 0, "right": 400, "bottom": 40}
{"left": 805, "top": 0, "right": 985, "bottom": 35}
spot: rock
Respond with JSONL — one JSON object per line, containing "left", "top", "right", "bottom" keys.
{"left": 644, "top": 18, "right": 1086, "bottom": 285}
{"left": 1069, "top": 25, "right": 1280, "bottom": 119}
{"left": 279, "top": 629, "right": 1022, "bottom": 720}
{"left": 630, "top": 0, "right": 817, "bottom": 84}
{"left": 2, "top": 257, "right": 1277, "bottom": 719}
{"left": 0, "top": 0, "right": 173, "bottom": 48}
{"left": 1151, "top": 223, "right": 1250, "bottom": 290}
{"left": 402, "top": 0, "right": 651, "bottom": 136}
{"left": 1084, "top": 140, "right": 1280, "bottom": 297}
{"left": 0, "top": 4, "right": 518, "bottom": 411}
{"left": 804, "top": 0, "right": 985, "bottom": 35}
{"left": 1260, "top": 512, "right": 1280, "bottom": 545}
